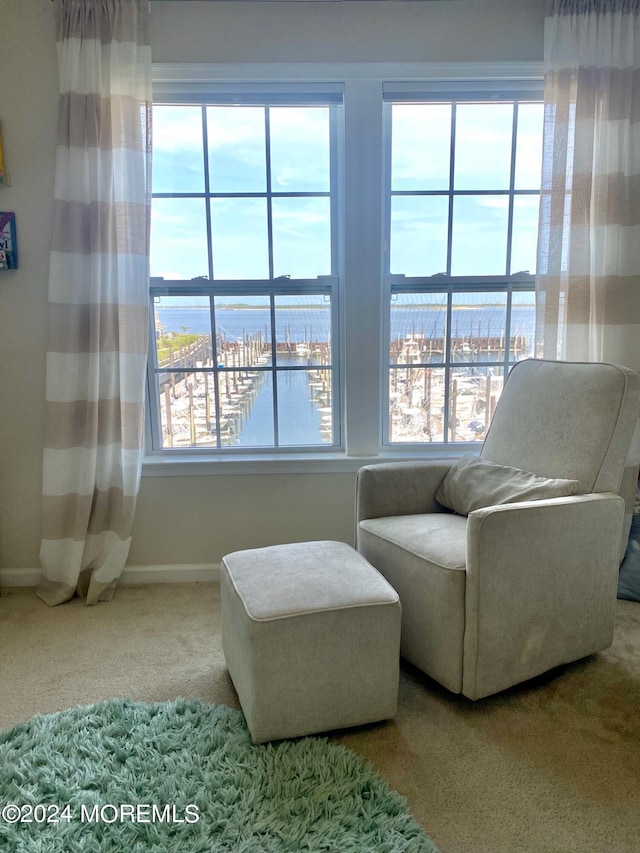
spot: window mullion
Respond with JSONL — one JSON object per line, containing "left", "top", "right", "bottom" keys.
{"left": 443, "top": 291, "right": 453, "bottom": 444}
{"left": 504, "top": 285, "right": 514, "bottom": 379}
{"left": 202, "top": 105, "right": 215, "bottom": 282}
{"left": 446, "top": 103, "right": 456, "bottom": 277}
{"left": 209, "top": 294, "right": 223, "bottom": 449}
{"left": 264, "top": 107, "right": 275, "bottom": 281}
{"left": 269, "top": 293, "right": 280, "bottom": 447}
{"left": 505, "top": 101, "right": 519, "bottom": 277}
{"left": 343, "top": 78, "right": 385, "bottom": 456}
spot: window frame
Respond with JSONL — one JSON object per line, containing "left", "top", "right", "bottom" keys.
{"left": 147, "top": 86, "right": 344, "bottom": 456}
{"left": 381, "top": 80, "right": 544, "bottom": 449}
{"left": 144, "top": 63, "right": 544, "bottom": 475}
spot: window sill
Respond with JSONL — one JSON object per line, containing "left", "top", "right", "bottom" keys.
{"left": 141, "top": 446, "right": 475, "bottom": 478}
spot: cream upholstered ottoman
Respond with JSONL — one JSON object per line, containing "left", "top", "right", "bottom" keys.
{"left": 220, "top": 540, "right": 401, "bottom": 743}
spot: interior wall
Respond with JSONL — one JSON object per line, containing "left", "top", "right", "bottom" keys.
{"left": 0, "top": 0, "right": 545, "bottom": 572}
{"left": 149, "top": 0, "right": 545, "bottom": 65}
{"left": 0, "top": 0, "right": 58, "bottom": 571}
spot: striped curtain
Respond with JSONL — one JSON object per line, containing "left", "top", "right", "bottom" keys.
{"left": 38, "top": 0, "right": 152, "bottom": 607}
{"left": 536, "top": 0, "right": 640, "bottom": 550}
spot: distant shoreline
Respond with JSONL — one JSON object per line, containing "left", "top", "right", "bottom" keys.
{"left": 156, "top": 305, "right": 327, "bottom": 310}
{"left": 156, "top": 303, "right": 533, "bottom": 311}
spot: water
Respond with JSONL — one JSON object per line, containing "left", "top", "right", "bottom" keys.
{"left": 228, "top": 361, "right": 328, "bottom": 447}
{"left": 156, "top": 305, "right": 535, "bottom": 346}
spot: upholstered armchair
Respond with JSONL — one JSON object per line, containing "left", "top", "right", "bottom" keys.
{"left": 356, "top": 359, "right": 640, "bottom": 700}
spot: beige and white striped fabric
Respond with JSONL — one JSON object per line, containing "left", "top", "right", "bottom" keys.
{"left": 38, "top": 0, "right": 152, "bottom": 606}
{"left": 537, "top": 0, "right": 640, "bottom": 548}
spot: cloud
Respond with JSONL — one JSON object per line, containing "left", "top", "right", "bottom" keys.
{"left": 152, "top": 106, "right": 204, "bottom": 152}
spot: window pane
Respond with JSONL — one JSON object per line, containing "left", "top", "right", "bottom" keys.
{"left": 451, "top": 293, "right": 507, "bottom": 364}
{"left": 274, "top": 295, "right": 331, "bottom": 367}
{"left": 309, "top": 368, "right": 333, "bottom": 444}
{"left": 156, "top": 370, "right": 217, "bottom": 449}
{"left": 454, "top": 103, "right": 513, "bottom": 191}
{"left": 153, "top": 295, "right": 212, "bottom": 370}
{"left": 390, "top": 293, "right": 447, "bottom": 365}
{"left": 390, "top": 196, "right": 448, "bottom": 276}
{"left": 225, "top": 371, "right": 274, "bottom": 448}
{"left": 510, "top": 195, "right": 539, "bottom": 275}
{"left": 214, "top": 296, "right": 272, "bottom": 369}
{"left": 515, "top": 103, "right": 544, "bottom": 190}
{"left": 389, "top": 366, "right": 445, "bottom": 443}
{"left": 451, "top": 196, "right": 509, "bottom": 276}
{"left": 270, "top": 107, "right": 330, "bottom": 192}
{"left": 153, "top": 106, "right": 204, "bottom": 194}
{"left": 391, "top": 104, "right": 451, "bottom": 191}
{"left": 272, "top": 197, "right": 331, "bottom": 279}
{"left": 207, "top": 106, "right": 266, "bottom": 193}
{"left": 449, "top": 366, "right": 504, "bottom": 443}
{"left": 210, "top": 198, "right": 269, "bottom": 279}
{"left": 151, "top": 198, "right": 209, "bottom": 280}
{"left": 277, "top": 369, "right": 332, "bottom": 446}
{"left": 510, "top": 295, "right": 536, "bottom": 363}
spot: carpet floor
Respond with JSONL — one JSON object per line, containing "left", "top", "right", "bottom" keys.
{"left": 1, "top": 584, "right": 639, "bottom": 853}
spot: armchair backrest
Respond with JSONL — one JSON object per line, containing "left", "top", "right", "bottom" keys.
{"left": 480, "top": 359, "right": 640, "bottom": 495}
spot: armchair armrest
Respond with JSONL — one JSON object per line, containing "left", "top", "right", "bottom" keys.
{"left": 463, "top": 492, "right": 624, "bottom": 700}
{"left": 356, "top": 460, "right": 455, "bottom": 525}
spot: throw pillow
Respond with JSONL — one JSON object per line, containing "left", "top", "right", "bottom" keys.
{"left": 435, "top": 454, "right": 581, "bottom": 516}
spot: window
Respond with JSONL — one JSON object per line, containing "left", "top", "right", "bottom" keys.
{"left": 384, "top": 85, "right": 543, "bottom": 446}
{"left": 148, "top": 91, "right": 341, "bottom": 451}
{"left": 146, "top": 74, "right": 544, "bottom": 459}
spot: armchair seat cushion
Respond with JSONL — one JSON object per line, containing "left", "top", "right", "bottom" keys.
{"left": 358, "top": 513, "right": 467, "bottom": 693}
{"left": 359, "top": 513, "right": 467, "bottom": 570}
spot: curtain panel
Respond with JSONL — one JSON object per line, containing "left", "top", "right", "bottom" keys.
{"left": 537, "top": 0, "right": 640, "bottom": 368}
{"left": 38, "top": 0, "right": 152, "bottom": 606}
{"left": 537, "top": 0, "right": 640, "bottom": 550}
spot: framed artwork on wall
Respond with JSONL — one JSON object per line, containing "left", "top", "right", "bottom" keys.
{"left": 0, "top": 125, "right": 5, "bottom": 185}
{"left": 0, "top": 212, "right": 18, "bottom": 269}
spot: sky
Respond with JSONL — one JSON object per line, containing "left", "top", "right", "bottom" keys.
{"left": 150, "top": 100, "right": 544, "bottom": 302}
{"left": 151, "top": 105, "right": 331, "bottom": 283}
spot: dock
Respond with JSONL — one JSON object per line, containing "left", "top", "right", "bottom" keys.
{"left": 155, "top": 331, "right": 332, "bottom": 448}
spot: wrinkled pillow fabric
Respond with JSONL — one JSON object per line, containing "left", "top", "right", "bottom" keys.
{"left": 435, "top": 454, "right": 581, "bottom": 516}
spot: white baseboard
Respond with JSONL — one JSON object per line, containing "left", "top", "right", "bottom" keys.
{"left": 119, "top": 564, "right": 220, "bottom": 585}
{"left": 0, "top": 568, "right": 42, "bottom": 587}
{"left": 0, "top": 564, "right": 221, "bottom": 588}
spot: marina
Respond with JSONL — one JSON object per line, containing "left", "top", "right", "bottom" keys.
{"left": 154, "top": 330, "right": 333, "bottom": 449}
{"left": 152, "top": 304, "right": 534, "bottom": 448}
{"left": 388, "top": 324, "right": 531, "bottom": 442}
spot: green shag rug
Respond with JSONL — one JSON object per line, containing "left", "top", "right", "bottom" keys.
{"left": 0, "top": 698, "right": 438, "bottom": 852}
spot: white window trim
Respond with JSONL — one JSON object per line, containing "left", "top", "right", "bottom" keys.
{"left": 143, "top": 60, "right": 544, "bottom": 478}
